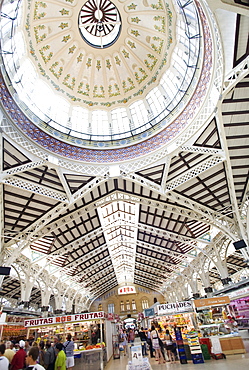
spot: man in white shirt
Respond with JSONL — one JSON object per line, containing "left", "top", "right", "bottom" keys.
{"left": 0, "top": 344, "right": 9, "bottom": 370}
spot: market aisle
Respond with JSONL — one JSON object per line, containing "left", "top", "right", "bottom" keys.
{"left": 105, "top": 351, "right": 249, "bottom": 370}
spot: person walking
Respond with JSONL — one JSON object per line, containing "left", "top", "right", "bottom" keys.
{"left": 138, "top": 327, "right": 148, "bottom": 356}
{"left": 128, "top": 329, "right": 135, "bottom": 344}
{"left": 119, "top": 330, "right": 128, "bottom": 356}
{"left": 150, "top": 325, "right": 165, "bottom": 364}
{"left": 63, "top": 334, "right": 74, "bottom": 370}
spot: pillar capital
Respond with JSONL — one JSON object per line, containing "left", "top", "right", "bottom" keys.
{"left": 221, "top": 277, "right": 232, "bottom": 286}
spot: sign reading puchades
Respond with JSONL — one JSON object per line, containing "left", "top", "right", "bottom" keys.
{"left": 118, "top": 286, "right": 136, "bottom": 295}
{"left": 24, "top": 311, "right": 107, "bottom": 327}
{"left": 157, "top": 301, "right": 193, "bottom": 315}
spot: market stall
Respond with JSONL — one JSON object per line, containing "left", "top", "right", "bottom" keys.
{"left": 24, "top": 311, "right": 114, "bottom": 369}
{"left": 154, "top": 301, "right": 199, "bottom": 364}
{"left": 194, "top": 296, "right": 246, "bottom": 356}
{"left": 155, "top": 301, "right": 198, "bottom": 339}
{"left": 0, "top": 313, "right": 28, "bottom": 342}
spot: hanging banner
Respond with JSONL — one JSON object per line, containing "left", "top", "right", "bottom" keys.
{"left": 157, "top": 301, "right": 193, "bottom": 315}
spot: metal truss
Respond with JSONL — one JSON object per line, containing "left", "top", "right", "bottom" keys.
{"left": 222, "top": 55, "right": 249, "bottom": 97}
{"left": 136, "top": 240, "right": 192, "bottom": 263}
{"left": 134, "top": 274, "right": 163, "bottom": 290}
{"left": 4, "top": 176, "right": 108, "bottom": 249}
{"left": 3, "top": 176, "right": 68, "bottom": 201}
{"left": 135, "top": 261, "right": 172, "bottom": 278}
{"left": 180, "top": 146, "right": 224, "bottom": 156}
{"left": 165, "top": 156, "right": 224, "bottom": 191}
{"left": 2, "top": 160, "right": 47, "bottom": 176}
{"left": 122, "top": 175, "right": 235, "bottom": 232}
{"left": 136, "top": 252, "right": 176, "bottom": 274}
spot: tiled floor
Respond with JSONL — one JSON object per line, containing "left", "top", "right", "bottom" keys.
{"left": 105, "top": 352, "right": 249, "bottom": 370}
{"left": 105, "top": 339, "right": 249, "bottom": 370}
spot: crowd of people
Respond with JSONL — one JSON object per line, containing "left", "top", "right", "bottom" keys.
{"left": 0, "top": 334, "right": 75, "bottom": 370}
{"left": 119, "top": 326, "right": 178, "bottom": 364}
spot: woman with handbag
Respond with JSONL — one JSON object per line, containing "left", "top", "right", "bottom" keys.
{"left": 150, "top": 325, "right": 165, "bottom": 364}
{"left": 119, "top": 330, "right": 128, "bottom": 356}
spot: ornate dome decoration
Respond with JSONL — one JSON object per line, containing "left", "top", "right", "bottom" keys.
{"left": 0, "top": 0, "right": 220, "bottom": 161}
{"left": 78, "top": 0, "right": 122, "bottom": 49}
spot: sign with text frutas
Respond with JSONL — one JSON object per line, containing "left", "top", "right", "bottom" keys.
{"left": 157, "top": 301, "right": 193, "bottom": 315}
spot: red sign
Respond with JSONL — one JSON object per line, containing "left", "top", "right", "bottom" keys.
{"left": 118, "top": 286, "right": 136, "bottom": 295}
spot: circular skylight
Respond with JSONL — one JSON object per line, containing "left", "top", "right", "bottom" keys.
{"left": 78, "top": 0, "right": 122, "bottom": 49}
{"left": 0, "top": 0, "right": 204, "bottom": 149}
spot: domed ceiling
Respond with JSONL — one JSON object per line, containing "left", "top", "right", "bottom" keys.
{"left": 1, "top": 0, "right": 213, "bottom": 160}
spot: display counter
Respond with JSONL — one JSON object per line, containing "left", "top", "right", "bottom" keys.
{"left": 218, "top": 335, "right": 246, "bottom": 355}
{"left": 201, "top": 334, "right": 246, "bottom": 356}
{"left": 74, "top": 348, "right": 104, "bottom": 370}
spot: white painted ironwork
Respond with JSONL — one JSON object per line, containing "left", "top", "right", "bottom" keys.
{"left": 165, "top": 156, "right": 224, "bottom": 191}
{"left": 3, "top": 176, "right": 68, "bottom": 201}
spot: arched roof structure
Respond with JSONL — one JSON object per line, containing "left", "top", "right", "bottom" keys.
{"left": 0, "top": 0, "right": 248, "bottom": 312}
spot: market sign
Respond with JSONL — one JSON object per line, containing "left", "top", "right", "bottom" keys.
{"left": 228, "top": 287, "right": 249, "bottom": 300}
{"left": 118, "top": 286, "right": 136, "bottom": 295}
{"left": 157, "top": 301, "right": 193, "bottom": 315}
{"left": 24, "top": 311, "right": 107, "bottom": 327}
{"left": 144, "top": 308, "right": 154, "bottom": 317}
{"left": 194, "top": 296, "right": 230, "bottom": 308}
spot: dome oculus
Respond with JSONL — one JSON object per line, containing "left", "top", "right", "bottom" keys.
{"left": 78, "top": 0, "right": 122, "bottom": 49}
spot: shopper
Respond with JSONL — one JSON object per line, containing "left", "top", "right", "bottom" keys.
{"left": 3, "top": 341, "right": 15, "bottom": 364}
{"left": 164, "top": 329, "right": 175, "bottom": 363}
{"left": 54, "top": 343, "right": 66, "bottom": 370}
{"left": 24, "top": 341, "right": 31, "bottom": 354}
{"left": 146, "top": 329, "right": 155, "bottom": 358}
{"left": 26, "top": 346, "right": 45, "bottom": 370}
{"left": 38, "top": 341, "right": 46, "bottom": 367}
{"left": 0, "top": 344, "right": 9, "bottom": 370}
{"left": 138, "top": 327, "right": 148, "bottom": 356}
{"left": 150, "top": 325, "right": 165, "bottom": 364}
{"left": 10, "top": 340, "right": 26, "bottom": 370}
{"left": 128, "top": 329, "right": 135, "bottom": 344}
{"left": 44, "top": 341, "right": 56, "bottom": 370}
{"left": 63, "top": 334, "right": 74, "bottom": 370}
{"left": 119, "top": 330, "right": 128, "bottom": 356}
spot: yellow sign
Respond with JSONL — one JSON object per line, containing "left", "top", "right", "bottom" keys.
{"left": 194, "top": 296, "right": 230, "bottom": 308}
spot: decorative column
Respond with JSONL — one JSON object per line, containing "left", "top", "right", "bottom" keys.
{"left": 20, "top": 278, "right": 34, "bottom": 308}
{"left": 41, "top": 288, "right": 52, "bottom": 317}
{"left": 199, "top": 269, "right": 213, "bottom": 297}
{"left": 54, "top": 292, "right": 64, "bottom": 314}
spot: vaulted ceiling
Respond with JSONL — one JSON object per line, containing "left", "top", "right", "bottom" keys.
{"left": 0, "top": 0, "right": 248, "bottom": 310}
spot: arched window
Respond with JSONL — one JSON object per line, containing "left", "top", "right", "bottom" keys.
{"left": 132, "top": 299, "right": 136, "bottom": 310}
{"left": 120, "top": 301, "right": 125, "bottom": 312}
{"left": 141, "top": 299, "right": 149, "bottom": 310}
{"left": 108, "top": 303, "right": 114, "bottom": 314}
{"left": 126, "top": 300, "right": 130, "bottom": 311}
{"left": 98, "top": 303, "right": 102, "bottom": 311}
